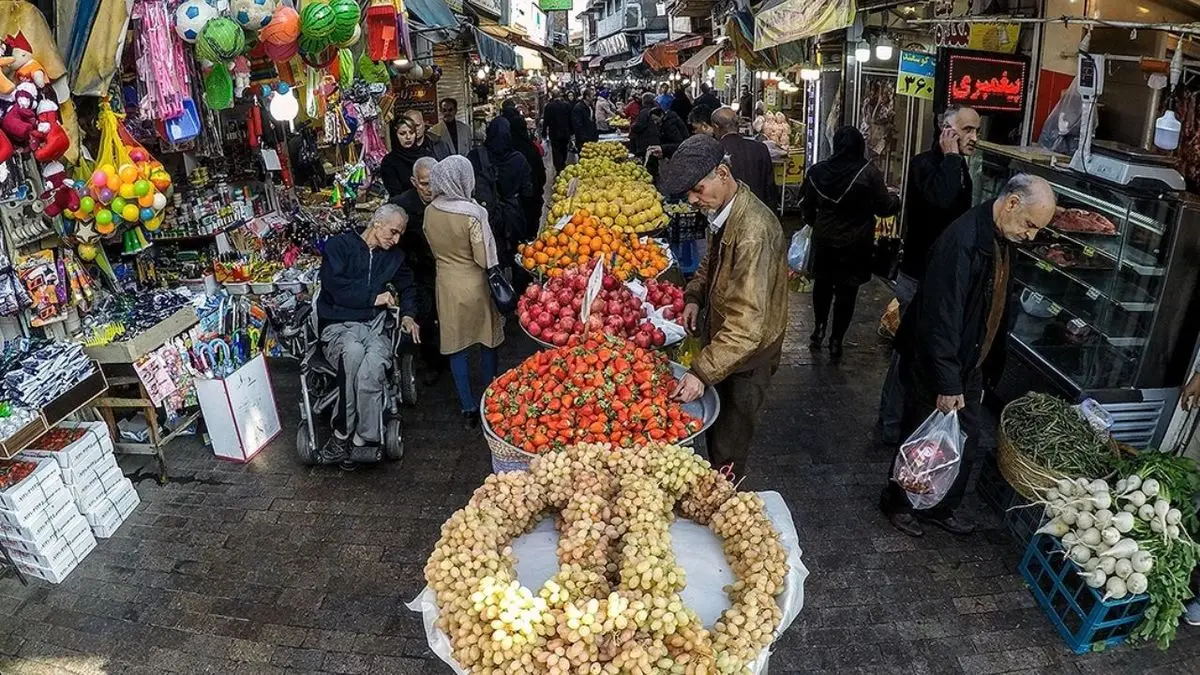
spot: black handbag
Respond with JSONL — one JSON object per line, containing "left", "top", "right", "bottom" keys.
{"left": 476, "top": 148, "right": 518, "bottom": 314}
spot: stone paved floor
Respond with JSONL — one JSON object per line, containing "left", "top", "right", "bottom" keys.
{"left": 3, "top": 283, "right": 1200, "bottom": 675}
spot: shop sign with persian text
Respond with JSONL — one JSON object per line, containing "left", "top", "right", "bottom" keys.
{"left": 896, "top": 50, "right": 935, "bottom": 100}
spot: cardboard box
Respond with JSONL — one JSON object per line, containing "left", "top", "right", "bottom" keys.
{"left": 88, "top": 485, "right": 139, "bottom": 538}
{"left": 73, "top": 464, "right": 126, "bottom": 513}
{"left": 0, "top": 503, "right": 85, "bottom": 548}
{"left": 84, "top": 307, "right": 199, "bottom": 364}
{"left": 0, "top": 459, "right": 62, "bottom": 512}
{"left": 0, "top": 486, "right": 72, "bottom": 530}
{"left": 194, "top": 354, "right": 281, "bottom": 462}
{"left": 22, "top": 421, "right": 114, "bottom": 468}
{"left": 59, "top": 451, "right": 118, "bottom": 485}
{"left": 14, "top": 552, "right": 80, "bottom": 584}
{"left": 9, "top": 529, "right": 75, "bottom": 568}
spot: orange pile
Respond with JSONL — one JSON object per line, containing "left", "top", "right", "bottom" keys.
{"left": 518, "top": 209, "right": 670, "bottom": 280}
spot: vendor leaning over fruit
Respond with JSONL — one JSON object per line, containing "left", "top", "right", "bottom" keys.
{"left": 658, "top": 135, "right": 789, "bottom": 479}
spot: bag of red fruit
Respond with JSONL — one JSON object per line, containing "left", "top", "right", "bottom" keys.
{"left": 892, "top": 410, "right": 965, "bottom": 509}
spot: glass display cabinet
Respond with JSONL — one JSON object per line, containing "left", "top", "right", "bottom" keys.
{"left": 977, "top": 145, "right": 1200, "bottom": 445}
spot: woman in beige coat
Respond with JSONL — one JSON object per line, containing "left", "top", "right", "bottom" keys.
{"left": 424, "top": 155, "right": 504, "bottom": 427}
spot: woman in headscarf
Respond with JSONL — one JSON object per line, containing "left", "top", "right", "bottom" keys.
{"left": 468, "top": 117, "right": 533, "bottom": 256}
{"left": 501, "top": 105, "right": 547, "bottom": 240}
{"left": 669, "top": 86, "right": 693, "bottom": 127}
{"left": 800, "top": 126, "right": 900, "bottom": 359}
{"left": 423, "top": 155, "right": 505, "bottom": 427}
{"left": 380, "top": 116, "right": 433, "bottom": 199}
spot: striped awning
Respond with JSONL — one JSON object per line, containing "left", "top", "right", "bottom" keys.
{"left": 680, "top": 44, "right": 721, "bottom": 75}
{"left": 471, "top": 27, "right": 517, "bottom": 69}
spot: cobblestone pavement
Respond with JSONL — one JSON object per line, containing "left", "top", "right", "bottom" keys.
{"left": 3, "top": 284, "right": 1200, "bottom": 675}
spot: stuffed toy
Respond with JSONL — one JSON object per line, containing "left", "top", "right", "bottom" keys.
{"left": 39, "top": 161, "right": 79, "bottom": 218}
{"left": 3, "top": 33, "right": 47, "bottom": 88}
{"left": 0, "top": 127, "right": 11, "bottom": 163}
{"left": 32, "top": 97, "right": 68, "bottom": 162}
{"left": 0, "top": 56, "right": 14, "bottom": 96}
{"left": 0, "top": 83, "right": 38, "bottom": 149}
{"left": 232, "top": 56, "right": 251, "bottom": 98}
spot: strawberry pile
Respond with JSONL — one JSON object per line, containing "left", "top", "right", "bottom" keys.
{"left": 517, "top": 264, "right": 681, "bottom": 348}
{"left": 0, "top": 460, "right": 37, "bottom": 491}
{"left": 484, "top": 333, "right": 704, "bottom": 454}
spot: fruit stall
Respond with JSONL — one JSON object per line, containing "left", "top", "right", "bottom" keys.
{"left": 984, "top": 392, "right": 1200, "bottom": 653}
{"left": 407, "top": 441, "right": 809, "bottom": 675}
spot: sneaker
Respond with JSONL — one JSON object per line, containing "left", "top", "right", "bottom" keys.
{"left": 320, "top": 434, "right": 349, "bottom": 464}
{"left": 1184, "top": 598, "right": 1200, "bottom": 627}
{"left": 917, "top": 512, "right": 976, "bottom": 536}
{"left": 463, "top": 411, "right": 480, "bottom": 430}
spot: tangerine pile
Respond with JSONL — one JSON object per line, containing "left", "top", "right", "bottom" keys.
{"left": 519, "top": 210, "right": 670, "bottom": 280}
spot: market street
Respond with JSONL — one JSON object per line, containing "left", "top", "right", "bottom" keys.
{"left": 0, "top": 282, "right": 1193, "bottom": 674}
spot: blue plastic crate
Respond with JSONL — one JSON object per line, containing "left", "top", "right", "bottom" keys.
{"left": 1019, "top": 533, "right": 1149, "bottom": 654}
{"left": 977, "top": 454, "right": 1044, "bottom": 546}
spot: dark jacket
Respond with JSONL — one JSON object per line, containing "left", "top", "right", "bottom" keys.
{"left": 469, "top": 119, "right": 533, "bottom": 249}
{"left": 571, "top": 100, "right": 599, "bottom": 144}
{"left": 719, "top": 132, "right": 777, "bottom": 208}
{"left": 899, "top": 146, "right": 972, "bottom": 278}
{"left": 630, "top": 109, "right": 689, "bottom": 158}
{"left": 694, "top": 92, "right": 721, "bottom": 111}
{"left": 392, "top": 189, "right": 435, "bottom": 282}
{"left": 317, "top": 231, "right": 418, "bottom": 326}
{"left": 738, "top": 93, "right": 753, "bottom": 119}
{"left": 542, "top": 98, "right": 573, "bottom": 141}
{"left": 801, "top": 163, "right": 899, "bottom": 248}
{"left": 896, "top": 200, "right": 1008, "bottom": 397}
{"left": 379, "top": 143, "right": 433, "bottom": 199}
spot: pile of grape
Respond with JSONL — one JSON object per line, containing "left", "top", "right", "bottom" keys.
{"left": 423, "top": 442, "right": 791, "bottom": 674}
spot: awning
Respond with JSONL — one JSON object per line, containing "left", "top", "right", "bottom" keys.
{"left": 515, "top": 46, "right": 543, "bottom": 71}
{"left": 679, "top": 44, "right": 721, "bottom": 75}
{"left": 539, "top": 49, "right": 564, "bottom": 68}
{"left": 754, "top": 0, "right": 854, "bottom": 51}
{"left": 643, "top": 43, "right": 680, "bottom": 71}
{"left": 623, "top": 54, "right": 644, "bottom": 70}
{"left": 406, "top": 0, "right": 459, "bottom": 30}
{"left": 471, "top": 26, "right": 517, "bottom": 69}
{"left": 666, "top": 35, "right": 706, "bottom": 51}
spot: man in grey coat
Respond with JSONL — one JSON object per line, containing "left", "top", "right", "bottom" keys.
{"left": 430, "top": 98, "right": 473, "bottom": 159}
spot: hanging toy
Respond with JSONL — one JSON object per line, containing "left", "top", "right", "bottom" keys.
{"left": 33, "top": 97, "right": 70, "bottom": 163}
{"left": 300, "top": 1, "right": 338, "bottom": 42}
{"left": 174, "top": 0, "right": 217, "bottom": 43}
{"left": 39, "top": 162, "right": 80, "bottom": 218}
{"left": 364, "top": 1, "right": 400, "bottom": 62}
{"left": 261, "top": 5, "right": 302, "bottom": 61}
{"left": 204, "top": 63, "right": 235, "bottom": 110}
{"left": 327, "top": 0, "right": 361, "bottom": 45}
{"left": 231, "top": 56, "right": 252, "bottom": 97}
{"left": 232, "top": 0, "right": 278, "bottom": 30}
{"left": 3, "top": 32, "right": 47, "bottom": 87}
{"left": 197, "top": 17, "right": 246, "bottom": 62}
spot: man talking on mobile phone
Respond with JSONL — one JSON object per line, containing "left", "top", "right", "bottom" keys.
{"left": 878, "top": 105, "right": 981, "bottom": 446}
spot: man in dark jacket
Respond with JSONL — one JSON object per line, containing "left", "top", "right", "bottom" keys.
{"left": 694, "top": 82, "right": 721, "bottom": 112}
{"left": 631, "top": 95, "right": 689, "bottom": 178}
{"left": 572, "top": 88, "right": 600, "bottom": 146}
{"left": 541, "top": 90, "right": 573, "bottom": 172}
{"left": 712, "top": 107, "right": 777, "bottom": 208}
{"left": 391, "top": 157, "right": 445, "bottom": 383}
{"left": 317, "top": 204, "right": 420, "bottom": 463}
{"left": 878, "top": 104, "right": 980, "bottom": 445}
{"left": 738, "top": 85, "right": 753, "bottom": 120}
{"left": 881, "top": 174, "right": 1055, "bottom": 537}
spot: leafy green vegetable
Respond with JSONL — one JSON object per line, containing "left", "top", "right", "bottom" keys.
{"left": 1116, "top": 452, "right": 1200, "bottom": 537}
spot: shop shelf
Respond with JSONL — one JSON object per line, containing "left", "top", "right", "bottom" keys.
{"left": 1019, "top": 533, "right": 1148, "bottom": 654}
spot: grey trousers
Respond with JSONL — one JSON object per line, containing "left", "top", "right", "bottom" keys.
{"left": 877, "top": 272, "right": 920, "bottom": 445}
{"left": 321, "top": 319, "right": 390, "bottom": 443}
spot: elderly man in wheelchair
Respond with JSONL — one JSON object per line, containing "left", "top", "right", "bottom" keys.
{"left": 302, "top": 204, "right": 420, "bottom": 467}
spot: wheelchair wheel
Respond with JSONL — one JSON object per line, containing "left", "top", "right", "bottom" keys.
{"left": 384, "top": 418, "right": 404, "bottom": 461}
{"left": 399, "top": 352, "right": 418, "bottom": 406}
{"left": 296, "top": 425, "right": 318, "bottom": 465}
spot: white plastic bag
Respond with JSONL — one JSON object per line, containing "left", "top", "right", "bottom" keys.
{"left": 787, "top": 226, "right": 812, "bottom": 273}
{"left": 641, "top": 301, "right": 687, "bottom": 344}
{"left": 892, "top": 410, "right": 965, "bottom": 510}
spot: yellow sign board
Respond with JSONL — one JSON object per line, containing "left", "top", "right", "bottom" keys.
{"left": 896, "top": 50, "right": 935, "bottom": 100}
{"left": 774, "top": 152, "right": 805, "bottom": 186}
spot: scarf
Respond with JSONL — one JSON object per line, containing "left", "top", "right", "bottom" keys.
{"left": 429, "top": 155, "right": 499, "bottom": 268}
{"left": 807, "top": 126, "right": 870, "bottom": 203}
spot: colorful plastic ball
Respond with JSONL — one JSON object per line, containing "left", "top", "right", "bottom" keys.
{"left": 300, "top": 1, "right": 336, "bottom": 40}
{"left": 97, "top": 188, "right": 114, "bottom": 203}
{"left": 151, "top": 172, "right": 172, "bottom": 191}
{"left": 119, "top": 183, "right": 136, "bottom": 200}
{"left": 121, "top": 204, "right": 140, "bottom": 222}
{"left": 79, "top": 196, "right": 95, "bottom": 213}
{"left": 133, "top": 179, "right": 151, "bottom": 196}
{"left": 118, "top": 164, "right": 138, "bottom": 183}
{"left": 261, "top": 5, "right": 301, "bottom": 45}
{"left": 100, "top": 163, "right": 116, "bottom": 177}
{"left": 152, "top": 193, "right": 168, "bottom": 211}
{"left": 327, "top": 0, "right": 360, "bottom": 44}
{"left": 335, "top": 23, "right": 361, "bottom": 48}
{"left": 136, "top": 194, "right": 154, "bottom": 208}
{"left": 199, "top": 17, "right": 246, "bottom": 61}
{"left": 91, "top": 170, "right": 107, "bottom": 187}
{"left": 130, "top": 148, "right": 147, "bottom": 162}
{"left": 175, "top": 0, "right": 217, "bottom": 43}
{"left": 145, "top": 213, "right": 164, "bottom": 232}
{"left": 233, "top": 0, "right": 276, "bottom": 30}
{"left": 111, "top": 196, "right": 128, "bottom": 212}
{"left": 96, "top": 209, "right": 113, "bottom": 226}
{"left": 264, "top": 39, "right": 298, "bottom": 62}
{"left": 139, "top": 208, "right": 156, "bottom": 222}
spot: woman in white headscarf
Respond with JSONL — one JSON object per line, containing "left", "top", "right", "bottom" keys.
{"left": 423, "top": 155, "right": 504, "bottom": 427}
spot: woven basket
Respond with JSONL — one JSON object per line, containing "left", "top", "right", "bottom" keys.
{"left": 481, "top": 386, "right": 539, "bottom": 472}
{"left": 997, "top": 406, "right": 1122, "bottom": 501}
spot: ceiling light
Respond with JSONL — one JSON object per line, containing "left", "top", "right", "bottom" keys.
{"left": 875, "top": 35, "right": 894, "bottom": 61}
{"left": 854, "top": 42, "right": 870, "bottom": 63}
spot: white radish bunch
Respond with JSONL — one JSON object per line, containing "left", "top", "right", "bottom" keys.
{"left": 1113, "top": 474, "right": 1185, "bottom": 542}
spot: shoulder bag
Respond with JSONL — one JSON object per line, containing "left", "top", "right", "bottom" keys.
{"left": 476, "top": 147, "right": 518, "bottom": 314}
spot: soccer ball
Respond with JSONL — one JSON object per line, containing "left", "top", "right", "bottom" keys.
{"left": 174, "top": 0, "right": 217, "bottom": 43}
{"left": 232, "top": 0, "right": 277, "bottom": 30}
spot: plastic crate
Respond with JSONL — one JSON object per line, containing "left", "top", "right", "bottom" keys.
{"left": 977, "top": 454, "right": 1045, "bottom": 546}
{"left": 1019, "top": 533, "right": 1148, "bottom": 654}
{"left": 667, "top": 212, "right": 707, "bottom": 244}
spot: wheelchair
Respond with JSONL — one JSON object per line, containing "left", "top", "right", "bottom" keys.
{"left": 285, "top": 290, "right": 418, "bottom": 466}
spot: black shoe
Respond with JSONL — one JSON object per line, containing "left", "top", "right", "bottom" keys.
{"left": 828, "top": 340, "right": 844, "bottom": 359}
{"left": 885, "top": 512, "right": 924, "bottom": 537}
{"left": 339, "top": 460, "right": 358, "bottom": 471}
{"left": 917, "top": 512, "right": 976, "bottom": 536}
{"left": 422, "top": 370, "right": 443, "bottom": 387}
{"left": 320, "top": 434, "right": 350, "bottom": 464}
{"left": 463, "top": 411, "right": 480, "bottom": 429}
{"left": 809, "top": 324, "right": 826, "bottom": 350}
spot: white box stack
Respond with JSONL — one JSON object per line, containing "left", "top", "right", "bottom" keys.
{"left": 0, "top": 458, "right": 95, "bottom": 583}
{"left": 22, "top": 421, "right": 140, "bottom": 539}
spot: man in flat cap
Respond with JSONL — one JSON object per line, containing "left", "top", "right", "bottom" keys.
{"left": 660, "top": 135, "right": 789, "bottom": 479}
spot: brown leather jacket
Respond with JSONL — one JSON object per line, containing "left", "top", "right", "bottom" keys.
{"left": 685, "top": 183, "right": 789, "bottom": 385}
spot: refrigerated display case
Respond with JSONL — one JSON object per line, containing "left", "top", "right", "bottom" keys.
{"left": 978, "top": 144, "right": 1200, "bottom": 446}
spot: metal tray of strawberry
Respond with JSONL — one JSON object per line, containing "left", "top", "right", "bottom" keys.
{"left": 481, "top": 333, "right": 719, "bottom": 454}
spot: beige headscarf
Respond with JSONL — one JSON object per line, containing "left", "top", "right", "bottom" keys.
{"left": 429, "top": 156, "right": 499, "bottom": 268}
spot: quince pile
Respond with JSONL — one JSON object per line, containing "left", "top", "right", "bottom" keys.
{"left": 580, "top": 141, "right": 627, "bottom": 160}
{"left": 549, "top": 159, "right": 667, "bottom": 234}
{"left": 608, "top": 116, "right": 630, "bottom": 130}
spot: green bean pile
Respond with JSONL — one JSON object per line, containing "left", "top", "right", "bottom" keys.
{"left": 1001, "top": 392, "right": 1114, "bottom": 476}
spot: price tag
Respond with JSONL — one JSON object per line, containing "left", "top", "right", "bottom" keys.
{"left": 1086, "top": 287, "right": 1101, "bottom": 301}
{"left": 1029, "top": 292, "right": 1044, "bottom": 305}
{"left": 579, "top": 259, "right": 605, "bottom": 322}
{"left": 553, "top": 214, "right": 572, "bottom": 231}
{"left": 1083, "top": 246, "right": 1096, "bottom": 257}
{"left": 567, "top": 177, "right": 580, "bottom": 198}
{"left": 1047, "top": 302, "right": 1063, "bottom": 316}
{"left": 1036, "top": 260, "right": 1054, "bottom": 273}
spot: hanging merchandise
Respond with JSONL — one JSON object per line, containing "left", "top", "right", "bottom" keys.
{"left": 174, "top": 0, "right": 218, "bottom": 43}
{"left": 137, "top": 0, "right": 193, "bottom": 123}
{"left": 327, "top": 0, "right": 362, "bottom": 45}
{"left": 204, "top": 63, "right": 235, "bottom": 110}
{"left": 197, "top": 17, "right": 247, "bottom": 63}
{"left": 365, "top": 0, "right": 401, "bottom": 62}
{"left": 261, "top": 4, "right": 302, "bottom": 62}
{"left": 232, "top": 0, "right": 279, "bottom": 30}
